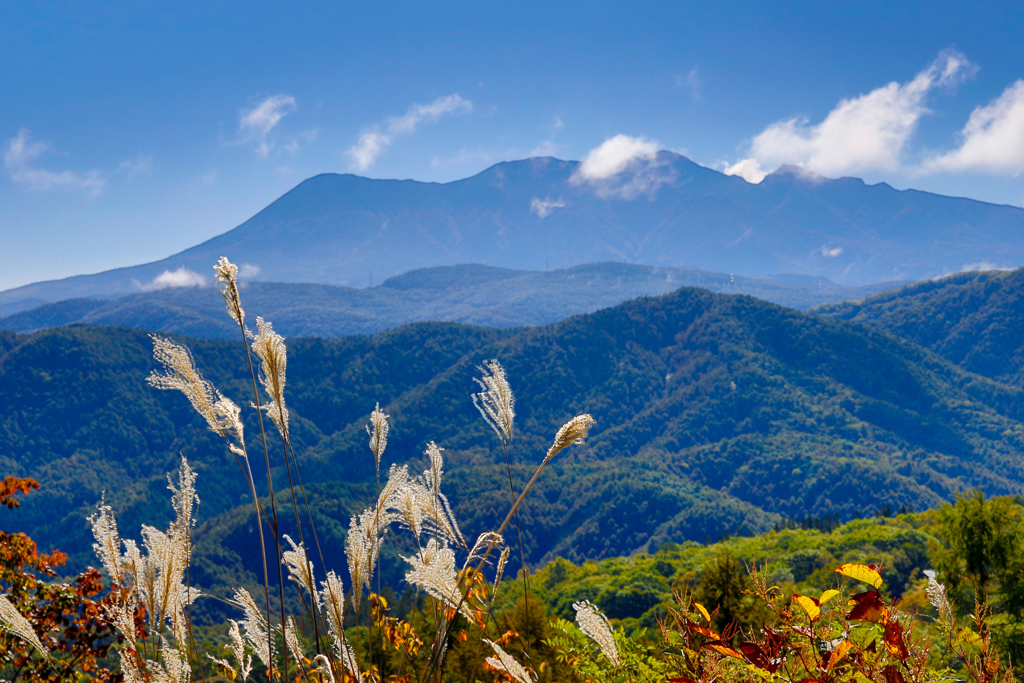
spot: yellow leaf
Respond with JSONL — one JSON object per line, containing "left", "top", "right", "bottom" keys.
{"left": 827, "top": 640, "right": 855, "bottom": 671}
{"left": 693, "top": 601, "right": 711, "bottom": 623}
{"left": 954, "top": 628, "right": 983, "bottom": 647}
{"left": 704, "top": 642, "right": 744, "bottom": 659}
{"left": 793, "top": 594, "right": 821, "bottom": 622}
{"left": 819, "top": 589, "right": 841, "bottom": 605}
{"left": 832, "top": 563, "right": 883, "bottom": 589}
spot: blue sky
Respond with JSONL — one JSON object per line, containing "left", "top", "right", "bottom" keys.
{"left": 2, "top": 0, "right": 1023, "bottom": 291}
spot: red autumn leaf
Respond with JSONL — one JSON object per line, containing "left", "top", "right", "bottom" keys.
{"left": 738, "top": 642, "right": 772, "bottom": 670}
{"left": 883, "top": 664, "right": 907, "bottom": 683}
{"left": 883, "top": 620, "right": 910, "bottom": 661}
{"left": 668, "top": 678, "right": 698, "bottom": 683}
{"left": 847, "top": 590, "right": 888, "bottom": 623}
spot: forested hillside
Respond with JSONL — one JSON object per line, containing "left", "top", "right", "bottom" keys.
{"left": 817, "top": 268, "right": 1024, "bottom": 385}
{"left": 3, "top": 287, "right": 1024, "bottom": 604}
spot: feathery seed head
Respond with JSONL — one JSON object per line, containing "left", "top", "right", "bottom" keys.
{"left": 345, "top": 512, "right": 376, "bottom": 612}
{"left": 282, "top": 534, "right": 316, "bottom": 595}
{"left": 473, "top": 360, "right": 515, "bottom": 445}
{"left": 147, "top": 336, "right": 228, "bottom": 435}
{"left": 0, "top": 593, "right": 49, "bottom": 658}
{"left": 923, "top": 569, "right": 953, "bottom": 628}
{"left": 251, "top": 317, "right": 289, "bottom": 439}
{"left": 90, "top": 499, "right": 124, "bottom": 586}
{"left": 424, "top": 441, "right": 444, "bottom": 495}
{"left": 284, "top": 615, "right": 303, "bottom": 663}
{"left": 403, "top": 539, "right": 471, "bottom": 618}
{"left": 312, "top": 654, "right": 336, "bottom": 683}
{"left": 234, "top": 587, "right": 271, "bottom": 669}
{"left": 319, "top": 571, "right": 347, "bottom": 644}
{"left": 366, "top": 403, "right": 389, "bottom": 471}
{"left": 483, "top": 639, "right": 535, "bottom": 683}
{"left": 573, "top": 600, "right": 619, "bottom": 666}
{"left": 213, "top": 257, "right": 245, "bottom": 327}
{"left": 547, "top": 414, "right": 596, "bottom": 461}
{"left": 228, "top": 619, "right": 252, "bottom": 682}
{"left": 155, "top": 643, "right": 191, "bottom": 683}
{"left": 494, "top": 547, "right": 511, "bottom": 594}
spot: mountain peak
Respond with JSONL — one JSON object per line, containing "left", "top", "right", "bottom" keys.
{"left": 764, "top": 164, "right": 829, "bottom": 184}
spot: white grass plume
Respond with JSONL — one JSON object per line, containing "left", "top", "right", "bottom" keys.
{"left": 312, "top": 654, "right": 336, "bottom": 683}
{"left": 573, "top": 600, "right": 619, "bottom": 666}
{"left": 234, "top": 587, "right": 271, "bottom": 669}
{"left": 282, "top": 534, "right": 315, "bottom": 596}
{"left": 213, "top": 256, "right": 245, "bottom": 327}
{"left": 284, "top": 615, "right": 303, "bottom": 665}
{"left": 251, "top": 317, "right": 289, "bottom": 439}
{"left": 473, "top": 359, "right": 514, "bottom": 445}
{"left": 403, "top": 539, "right": 472, "bottom": 619}
{"left": 0, "top": 592, "right": 49, "bottom": 658}
{"left": 90, "top": 497, "right": 124, "bottom": 586}
{"left": 924, "top": 569, "right": 953, "bottom": 628}
{"left": 147, "top": 336, "right": 244, "bottom": 446}
{"left": 483, "top": 639, "right": 535, "bottom": 683}
{"left": 367, "top": 402, "right": 389, "bottom": 474}
{"left": 547, "top": 414, "right": 597, "bottom": 460}
{"left": 207, "top": 619, "right": 252, "bottom": 682}
{"left": 318, "top": 572, "right": 361, "bottom": 683}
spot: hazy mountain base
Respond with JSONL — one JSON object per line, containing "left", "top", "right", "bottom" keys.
{"left": 0, "top": 262, "right": 901, "bottom": 338}
{"left": 816, "top": 267, "right": 1024, "bottom": 386}
{"left": 3, "top": 287, "right": 1024, "bottom": 614}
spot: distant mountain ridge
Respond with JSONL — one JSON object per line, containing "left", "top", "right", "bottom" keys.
{"left": 3, "top": 153, "right": 1023, "bottom": 307}
{"left": 0, "top": 262, "right": 902, "bottom": 338}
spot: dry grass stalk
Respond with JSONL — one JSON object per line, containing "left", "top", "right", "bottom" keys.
{"left": 483, "top": 639, "right": 536, "bottom": 683}
{"left": 573, "top": 600, "right": 619, "bottom": 666}
{"left": 213, "top": 256, "right": 245, "bottom": 327}
{"left": 251, "top": 317, "right": 290, "bottom": 439}
{"left": 473, "top": 359, "right": 515, "bottom": 445}
{"left": 367, "top": 402, "right": 389, "bottom": 474}
{"left": 0, "top": 592, "right": 49, "bottom": 658}
{"left": 89, "top": 456, "right": 199, "bottom": 683}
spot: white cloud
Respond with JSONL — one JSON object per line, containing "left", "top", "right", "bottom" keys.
{"left": 4, "top": 129, "right": 105, "bottom": 195}
{"left": 819, "top": 245, "right": 844, "bottom": 258}
{"left": 139, "top": 267, "right": 207, "bottom": 291}
{"left": 575, "top": 134, "right": 659, "bottom": 180}
{"left": 239, "top": 94, "right": 296, "bottom": 157}
{"left": 348, "top": 131, "right": 390, "bottom": 172}
{"left": 530, "top": 197, "right": 567, "bottom": 218}
{"left": 571, "top": 135, "right": 673, "bottom": 199}
{"left": 725, "top": 50, "right": 974, "bottom": 181}
{"left": 347, "top": 94, "right": 473, "bottom": 171}
{"left": 238, "top": 264, "right": 261, "bottom": 278}
{"left": 923, "top": 80, "right": 1024, "bottom": 174}
{"left": 958, "top": 261, "right": 1012, "bottom": 273}
{"left": 116, "top": 154, "right": 154, "bottom": 179}
{"left": 675, "top": 66, "right": 702, "bottom": 101}
{"left": 723, "top": 158, "right": 767, "bottom": 183}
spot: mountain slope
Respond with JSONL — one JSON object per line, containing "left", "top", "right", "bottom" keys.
{"left": 4, "top": 287, "right": 1024, "bottom": 594}
{"left": 3, "top": 154, "right": 1023, "bottom": 308}
{"left": 0, "top": 263, "right": 901, "bottom": 338}
{"left": 816, "top": 268, "right": 1024, "bottom": 386}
